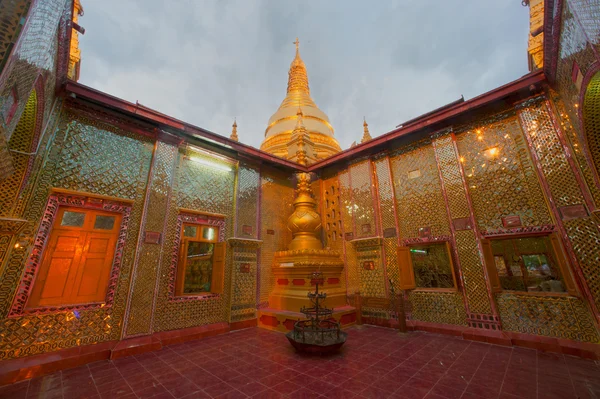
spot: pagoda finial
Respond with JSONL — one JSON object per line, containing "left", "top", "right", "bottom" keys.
{"left": 287, "top": 37, "right": 309, "bottom": 95}
{"left": 361, "top": 117, "right": 372, "bottom": 143}
{"left": 230, "top": 118, "right": 238, "bottom": 141}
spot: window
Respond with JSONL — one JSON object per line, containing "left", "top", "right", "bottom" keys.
{"left": 482, "top": 234, "right": 577, "bottom": 295}
{"left": 176, "top": 223, "right": 225, "bottom": 296}
{"left": 27, "top": 207, "right": 122, "bottom": 308}
{"left": 397, "top": 242, "right": 456, "bottom": 290}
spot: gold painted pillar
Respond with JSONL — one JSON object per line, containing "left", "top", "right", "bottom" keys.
{"left": 432, "top": 131, "right": 501, "bottom": 330}
{"left": 122, "top": 140, "right": 179, "bottom": 338}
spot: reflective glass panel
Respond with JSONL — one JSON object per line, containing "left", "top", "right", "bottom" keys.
{"left": 202, "top": 227, "right": 216, "bottom": 241}
{"left": 94, "top": 215, "right": 116, "bottom": 230}
{"left": 491, "top": 236, "right": 566, "bottom": 293}
{"left": 183, "top": 242, "right": 214, "bottom": 293}
{"left": 410, "top": 243, "right": 454, "bottom": 288}
{"left": 61, "top": 211, "right": 85, "bottom": 227}
{"left": 183, "top": 225, "right": 197, "bottom": 238}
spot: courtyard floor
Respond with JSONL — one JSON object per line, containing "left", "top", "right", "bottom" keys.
{"left": 0, "top": 326, "right": 599, "bottom": 399}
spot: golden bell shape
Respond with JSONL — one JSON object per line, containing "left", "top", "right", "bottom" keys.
{"left": 287, "top": 172, "right": 323, "bottom": 251}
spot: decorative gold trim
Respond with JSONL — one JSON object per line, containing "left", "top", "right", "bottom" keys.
{"left": 350, "top": 237, "right": 383, "bottom": 249}
{"left": 227, "top": 238, "right": 263, "bottom": 248}
{"left": 177, "top": 207, "right": 226, "bottom": 218}
{"left": 0, "top": 217, "right": 28, "bottom": 234}
{"left": 50, "top": 187, "right": 135, "bottom": 204}
{"left": 265, "top": 114, "right": 335, "bottom": 136}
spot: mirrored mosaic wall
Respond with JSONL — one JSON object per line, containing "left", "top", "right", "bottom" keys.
{"left": 332, "top": 105, "right": 600, "bottom": 341}
{"left": 553, "top": 0, "right": 600, "bottom": 184}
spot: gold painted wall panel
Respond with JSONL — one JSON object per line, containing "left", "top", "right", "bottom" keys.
{"left": 434, "top": 135, "right": 492, "bottom": 315}
{"left": 549, "top": 92, "right": 600, "bottom": 207}
{"left": 339, "top": 170, "right": 359, "bottom": 295}
{"left": 349, "top": 161, "right": 376, "bottom": 238}
{"left": 454, "top": 230, "right": 491, "bottom": 314}
{"left": 390, "top": 142, "right": 450, "bottom": 238}
{"left": 355, "top": 240, "right": 385, "bottom": 298}
{"left": 374, "top": 158, "right": 399, "bottom": 289}
{"left": 519, "top": 101, "right": 600, "bottom": 313}
{"left": 322, "top": 176, "right": 342, "bottom": 252}
{"left": 456, "top": 117, "right": 552, "bottom": 231}
{"left": 519, "top": 103, "right": 585, "bottom": 207}
{"left": 0, "top": 110, "right": 152, "bottom": 359}
{"left": 258, "top": 173, "right": 294, "bottom": 305}
{"left": 236, "top": 165, "right": 260, "bottom": 239}
{"left": 409, "top": 291, "right": 467, "bottom": 326}
{"left": 554, "top": 0, "right": 599, "bottom": 136}
{"left": 496, "top": 293, "right": 599, "bottom": 342}
{"left": 0, "top": 89, "right": 37, "bottom": 217}
{"left": 434, "top": 136, "right": 470, "bottom": 220}
{"left": 230, "top": 243, "right": 258, "bottom": 322}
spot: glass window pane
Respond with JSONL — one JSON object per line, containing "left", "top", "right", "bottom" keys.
{"left": 183, "top": 242, "right": 214, "bottom": 294}
{"left": 202, "top": 227, "right": 216, "bottom": 241}
{"left": 491, "top": 236, "right": 566, "bottom": 293}
{"left": 94, "top": 215, "right": 116, "bottom": 230}
{"left": 410, "top": 244, "right": 454, "bottom": 288}
{"left": 183, "top": 225, "right": 197, "bottom": 238}
{"left": 60, "top": 211, "right": 85, "bottom": 227}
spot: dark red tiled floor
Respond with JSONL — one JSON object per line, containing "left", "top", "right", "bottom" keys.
{"left": 1, "top": 326, "right": 599, "bottom": 399}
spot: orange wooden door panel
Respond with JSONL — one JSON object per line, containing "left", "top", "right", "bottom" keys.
{"left": 68, "top": 232, "right": 117, "bottom": 304}
{"left": 27, "top": 207, "right": 122, "bottom": 309}
{"left": 28, "top": 231, "right": 85, "bottom": 307}
{"left": 211, "top": 241, "right": 226, "bottom": 294}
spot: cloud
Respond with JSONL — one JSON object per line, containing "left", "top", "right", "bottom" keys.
{"left": 78, "top": 0, "right": 530, "bottom": 151}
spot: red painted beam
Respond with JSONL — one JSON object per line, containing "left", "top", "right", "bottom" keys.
{"left": 308, "top": 70, "right": 546, "bottom": 171}
{"left": 64, "top": 82, "right": 306, "bottom": 171}
{"left": 65, "top": 70, "right": 545, "bottom": 174}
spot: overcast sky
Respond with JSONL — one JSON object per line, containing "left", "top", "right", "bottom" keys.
{"left": 78, "top": 1, "right": 530, "bottom": 150}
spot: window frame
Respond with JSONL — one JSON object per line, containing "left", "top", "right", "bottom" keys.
{"left": 9, "top": 190, "right": 132, "bottom": 317}
{"left": 398, "top": 240, "right": 458, "bottom": 292}
{"left": 482, "top": 232, "right": 578, "bottom": 297}
{"left": 175, "top": 223, "right": 220, "bottom": 297}
{"left": 26, "top": 206, "right": 123, "bottom": 309}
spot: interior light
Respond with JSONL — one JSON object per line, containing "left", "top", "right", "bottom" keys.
{"left": 483, "top": 146, "right": 499, "bottom": 159}
{"left": 410, "top": 249, "right": 428, "bottom": 255}
{"left": 187, "top": 156, "right": 232, "bottom": 171}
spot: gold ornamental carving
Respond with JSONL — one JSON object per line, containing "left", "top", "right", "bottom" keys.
{"left": 269, "top": 172, "right": 346, "bottom": 311}
{"left": 287, "top": 172, "right": 322, "bottom": 250}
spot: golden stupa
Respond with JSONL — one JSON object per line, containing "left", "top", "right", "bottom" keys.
{"left": 269, "top": 172, "right": 346, "bottom": 312}
{"left": 260, "top": 39, "right": 341, "bottom": 163}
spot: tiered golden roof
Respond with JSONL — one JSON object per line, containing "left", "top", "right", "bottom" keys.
{"left": 260, "top": 39, "right": 341, "bottom": 162}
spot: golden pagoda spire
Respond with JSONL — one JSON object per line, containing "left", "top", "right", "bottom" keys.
{"left": 361, "top": 117, "right": 372, "bottom": 143}
{"left": 230, "top": 119, "right": 238, "bottom": 141}
{"left": 260, "top": 38, "right": 341, "bottom": 162}
{"left": 287, "top": 38, "right": 309, "bottom": 95}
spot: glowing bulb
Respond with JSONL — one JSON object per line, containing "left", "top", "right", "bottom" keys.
{"left": 188, "top": 157, "right": 232, "bottom": 171}
{"left": 483, "top": 146, "right": 500, "bottom": 159}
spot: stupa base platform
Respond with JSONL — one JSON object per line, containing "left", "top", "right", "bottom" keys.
{"left": 257, "top": 306, "right": 356, "bottom": 333}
